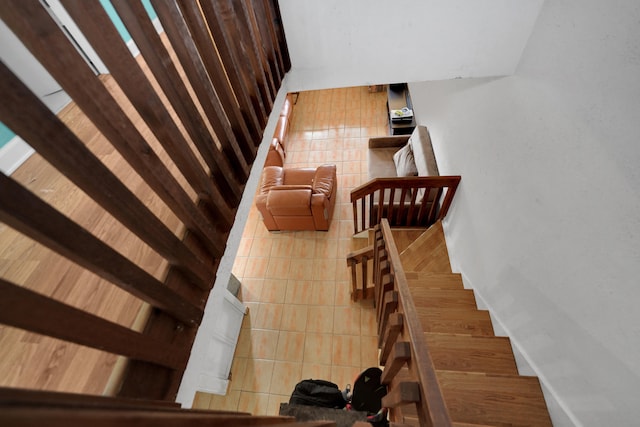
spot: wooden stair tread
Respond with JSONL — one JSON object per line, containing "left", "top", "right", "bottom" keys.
{"left": 399, "top": 221, "right": 452, "bottom": 273}
{"left": 437, "top": 370, "right": 553, "bottom": 427}
{"left": 405, "top": 272, "right": 464, "bottom": 289}
{"left": 409, "top": 288, "right": 478, "bottom": 309}
{"left": 424, "top": 333, "right": 519, "bottom": 375}
{"left": 416, "top": 308, "right": 495, "bottom": 336}
{"left": 391, "top": 228, "right": 427, "bottom": 253}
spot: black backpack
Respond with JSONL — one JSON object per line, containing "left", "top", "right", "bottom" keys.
{"left": 289, "top": 379, "right": 347, "bottom": 409}
{"left": 350, "top": 367, "right": 387, "bottom": 414}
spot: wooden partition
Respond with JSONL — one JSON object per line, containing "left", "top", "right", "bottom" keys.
{"left": 0, "top": 0, "right": 289, "bottom": 403}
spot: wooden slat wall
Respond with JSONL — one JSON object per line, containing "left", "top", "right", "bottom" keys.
{"left": 0, "top": 0, "right": 289, "bottom": 403}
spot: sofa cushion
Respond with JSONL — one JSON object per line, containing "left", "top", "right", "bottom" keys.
{"left": 392, "top": 143, "right": 418, "bottom": 177}
{"left": 368, "top": 148, "right": 399, "bottom": 180}
{"left": 408, "top": 126, "right": 438, "bottom": 178}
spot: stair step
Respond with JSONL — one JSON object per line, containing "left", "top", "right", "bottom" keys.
{"left": 409, "top": 288, "right": 477, "bottom": 309}
{"left": 424, "top": 333, "right": 519, "bottom": 375}
{"left": 391, "top": 228, "right": 427, "bottom": 253}
{"left": 437, "top": 370, "right": 553, "bottom": 427}
{"left": 405, "top": 272, "right": 464, "bottom": 290}
{"left": 399, "top": 221, "right": 451, "bottom": 273}
{"left": 416, "top": 308, "right": 495, "bottom": 336}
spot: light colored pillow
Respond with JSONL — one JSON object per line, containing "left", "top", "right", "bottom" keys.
{"left": 392, "top": 143, "right": 418, "bottom": 177}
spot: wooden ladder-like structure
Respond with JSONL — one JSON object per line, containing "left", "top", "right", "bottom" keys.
{"left": 352, "top": 219, "right": 553, "bottom": 426}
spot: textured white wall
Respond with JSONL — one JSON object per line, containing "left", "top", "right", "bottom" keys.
{"left": 279, "top": 0, "right": 543, "bottom": 91}
{"left": 408, "top": 0, "right": 640, "bottom": 425}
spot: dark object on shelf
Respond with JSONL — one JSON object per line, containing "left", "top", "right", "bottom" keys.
{"left": 387, "top": 83, "right": 416, "bottom": 135}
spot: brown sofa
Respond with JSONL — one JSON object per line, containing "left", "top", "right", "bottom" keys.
{"left": 256, "top": 164, "right": 337, "bottom": 231}
{"left": 264, "top": 93, "right": 293, "bottom": 168}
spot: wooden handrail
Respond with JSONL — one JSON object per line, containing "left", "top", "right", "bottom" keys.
{"left": 350, "top": 176, "right": 461, "bottom": 234}
{"left": 377, "top": 219, "right": 453, "bottom": 427}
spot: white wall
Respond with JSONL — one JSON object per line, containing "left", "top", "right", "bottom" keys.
{"left": 408, "top": 0, "right": 640, "bottom": 425}
{"left": 279, "top": 0, "right": 543, "bottom": 91}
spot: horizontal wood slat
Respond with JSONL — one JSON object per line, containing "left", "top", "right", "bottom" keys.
{"left": 0, "top": 388, "right": 179, "bottom": 410}
{"left": 0, "top": 409, "right": 303, "bottom": 427}
{"left": 109, "top": 0, "right": 242, "bottom": 202}
{"left": 0, "top": 279, "right": 186, "bottom": 369}
{"left": 198, "top": 0, "right": 267, "bottom": 129}
{"left": 62, "top": 0, "right": 243, "bottom": 208}
{"left": 0, "top": 62, "right": 211, "bottom": 291}
{"left": 0, "top": 1, "right": 228, "bottom": 258}
{"left": 0, "top": 0, "right": 290, "bottom": 404}
{"left": 0, "top": 173, "right": 202, "bottom": 326}
{"left": 149, "top": 0, "right": 254, "bottom": 170}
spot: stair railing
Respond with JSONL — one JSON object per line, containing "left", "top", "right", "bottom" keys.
{"left": 374, "top": 219, "right": 453, "bottom": 427}
{"left": 350, "top": 176, "right": 461, "bottom": 235}
{"left": 346, "top": 245, "right": 374, "bottom": 302}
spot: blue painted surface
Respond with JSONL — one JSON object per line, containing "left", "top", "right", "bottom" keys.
{"left": 99, "top": 0, "right": 158, "bottom": 43}
{"left": 0, "top": 1, "right": 160, "bottom": 150}
{"left": 0, "top": 122, "right": 15, "bottom": 149}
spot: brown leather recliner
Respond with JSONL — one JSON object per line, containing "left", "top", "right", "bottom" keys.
{"left": 256, "top": 165, "right": 337, "bottom": 231}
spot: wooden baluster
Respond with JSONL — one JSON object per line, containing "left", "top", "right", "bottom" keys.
{"left": 361, "top": 255, "right": 368, "bottom": 300}
{"left": 381, "top": 342, "right": 412, "bottom": 385}
{"left": 380, "top": 313, "right": 404, "bottom": 365}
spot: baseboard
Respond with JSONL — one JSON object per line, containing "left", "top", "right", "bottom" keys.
{"left": 0, "top": 136, "right": 35, "bottom": 176}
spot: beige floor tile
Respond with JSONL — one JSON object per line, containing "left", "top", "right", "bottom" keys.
{"left": 235, "top": 327, "right": 251, "bottom": 357}
{"left": 310, "top": 281, "right": 336, "bottom": 306}
{"left": 232, "top": 256, "right": 247, "bottom": 278}
{"left": 269, "top": 361, "right": 303, "bottom": 395}
{"left": 253, "top": 303, "right": 283, "bottom": 331}
{"left": 241, "top": 302, "right": 260, "bottom": 329}
{"left": 192, "top": 391, "right": 212, "bottom": 409}
{"left": 229, "top": 357, "right": 248, "bottom": 391}
{"left": 332, "top": 335, "right": 361, "bottom": 367}
{"left": 240, "top": 278, "right": 263, "bottom": 303}
{"left": 301, "top": 362, "right": 332, "bottom": 380}
{"left": 209, "top": 390, "right": 241, "bottom": 411}
{"left": 330, "top": 365, "right": 362, "bottom": 390}
{"left": 312, "top": 258, "right": 337, "bottom": 281}
{"left": 285, "top": 280, "right": 313, "bottom": 304}
{"left": 280, "top": 304, "right": 308, "bottom": 331}
{"left": 260, "top": 279, "right": 287, "bottom": 303}
{"left": 306, "top": 306, "right": 334, "bottom": 333}
{"left": 271, "top": 238, "right": 294, "bottom": 258}
{"left": 237, "top": 237, "right": 253, "bottom": 257}
{"left": 237, "top": 391, "right": 270, "bottom": 415}
{"left": 303, "top": 333, "right": 333, "bottom": 365}
{"left": 314, "top": 239, "right": 338, "bottom": 259}
{"left": 360, "top": 335, "right": 379, "bottom": 369}
{"left": 267, "top": 393, "right": 289, "bottom": 416}
{"left": 292, "top": 238, "right": 316, "bottom": 258}
{"left": 334, "top": 281, "right": 353, "bottom": 306}
{"left": 334, "top": 306, "right": 361, "bottom": 335}
{"left": 249, "top": 237, "right": 273, "bottom": 258}
{"left": 275, "top": 331, "right": 305, "bottom": 362}
{"left": 288, "top": 258, "right": 314, "bottom": 280}
{"left": 243, "top": 257, "right": 269, "bottom": 278}
{"left": 247, "top": 329, "right": 279, "bottom": 359}
{"left": 241, "top": 359, "right": 275, "bottom": 393}
{"left": 361, "top": 307, "right": 377, "bottom": 336}
{"left": 265, "top": 257, "right": 291, "bottom": 280}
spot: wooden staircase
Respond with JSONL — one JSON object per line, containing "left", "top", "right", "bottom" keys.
{"left": 349, "top": 220, "right": 553, "bottom": 427}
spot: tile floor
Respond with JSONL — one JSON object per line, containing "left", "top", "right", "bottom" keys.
{"left": 192, "top": 86, "right": 390, "bottom": 415}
